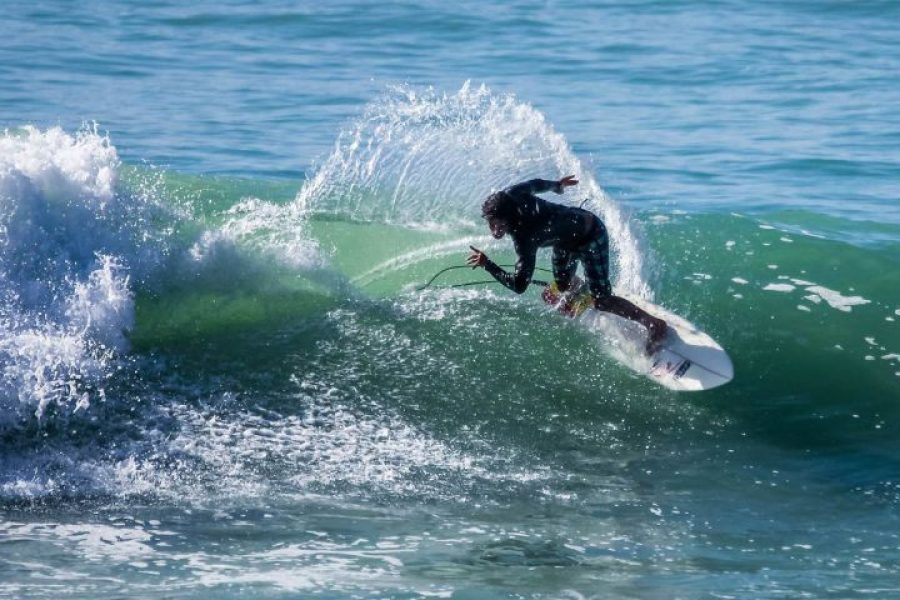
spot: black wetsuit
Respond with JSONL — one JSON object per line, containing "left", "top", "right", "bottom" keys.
{"left": 483, "top": 179, "right": 612, "bottom": 300}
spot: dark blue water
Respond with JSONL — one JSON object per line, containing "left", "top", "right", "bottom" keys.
{"left": 2, "top": 1, "right": 899, "bottom": 598}
{"left": 6, "top": 0, "right": 900, "bottom": 223}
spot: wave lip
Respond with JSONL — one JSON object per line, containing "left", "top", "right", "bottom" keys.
{"left": 298, "top": 81, "right": 650, "bottom": 297}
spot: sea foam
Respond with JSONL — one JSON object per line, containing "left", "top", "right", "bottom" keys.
{"left": 0, "top": 126, "right": 142, "bottom": 422}
{"left": 0, "top": 126, "right": 329, "bottom": 426}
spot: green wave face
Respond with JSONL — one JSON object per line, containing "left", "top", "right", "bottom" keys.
{"left": 130, "top": 161, "right": 900, "bottom": 454}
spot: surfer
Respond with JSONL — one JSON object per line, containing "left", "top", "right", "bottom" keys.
{"left": 467, "top": 175, "right": 668, "bottom": 352}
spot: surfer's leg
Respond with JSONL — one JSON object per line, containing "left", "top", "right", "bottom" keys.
{"left": 582, "top": 226, "right": 667, "bottom": 352}
{"left": 551, "top": 247, "right": 576, "bottom": 292}
{"left": 580, "top": 223, "right": 613, "bottom": 299}
{"left": 594, "top": 296, "right": 668, "bottom": 352}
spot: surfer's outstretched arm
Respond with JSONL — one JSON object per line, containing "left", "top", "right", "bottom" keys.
{"left": 467, "top": 244, "right": 536, "bottom": 294}
{"left": 505, "top": 175, "right": 578, "bottom": 197}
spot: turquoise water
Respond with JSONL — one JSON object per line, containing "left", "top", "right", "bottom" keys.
{"left": 2, "top": 1, "right": 899, "bottom": 598}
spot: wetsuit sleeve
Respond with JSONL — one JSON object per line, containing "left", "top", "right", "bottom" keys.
{"left": 504, "top": 178, "right": 564, "bottom": 196}
{"left": 483, "top": 240, "right": 536, "bottom": 294}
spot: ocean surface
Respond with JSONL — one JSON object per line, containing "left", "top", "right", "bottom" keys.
{"left": 2, "top": 1, "right": 899, "bottom": 598}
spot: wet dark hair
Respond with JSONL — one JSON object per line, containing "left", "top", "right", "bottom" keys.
{"left": 482, "top": 191, "right": 514, "bottom": 222}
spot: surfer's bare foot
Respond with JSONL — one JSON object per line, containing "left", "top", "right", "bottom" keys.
{"left": 645, "top": 318, "right": 668, "bottom": 354}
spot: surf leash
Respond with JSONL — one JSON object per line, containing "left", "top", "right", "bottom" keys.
{"left": 417, "top": 265, "right": 551, "bottom": 291}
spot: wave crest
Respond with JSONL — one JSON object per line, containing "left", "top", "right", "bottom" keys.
{"left": 0, "top": 126, "right": 145, "bottom": 422}
{"left": 297, "top": 82, "right": 649, "bottom": 295}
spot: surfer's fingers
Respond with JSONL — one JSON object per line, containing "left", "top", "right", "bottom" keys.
{"left": 467, "top": 247, "right": 485, "bottom": 269}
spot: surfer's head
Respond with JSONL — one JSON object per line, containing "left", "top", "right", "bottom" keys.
{"left": 482, "top": 191, "right": 514, "bottom": 238}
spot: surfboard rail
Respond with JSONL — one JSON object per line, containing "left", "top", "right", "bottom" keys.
{"left": 542, "top": 283, "right": 733, "bottom": 392}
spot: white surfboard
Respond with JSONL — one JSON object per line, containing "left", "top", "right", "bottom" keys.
{"left": 542, "top": 284, "right": 733, "bottom": 391}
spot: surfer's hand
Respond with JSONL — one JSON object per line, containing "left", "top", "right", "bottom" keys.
{"left": 467, "top": 246, "right": 487, "bottom": 269}
{"left": 559, "top": 175, "right": 579, "bottom": 190}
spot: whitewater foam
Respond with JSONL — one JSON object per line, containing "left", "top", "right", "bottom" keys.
{"left": 804, "top": 285, "right": 870, "bottom": 313}
{"left": 0, "top": 126, "right": 141, "bottom": 422}
{"left": 0, "top": 126, "right": 329, "bottom": 425}
{"left": 756, "top": 272, "right": 872, "bottom": 314}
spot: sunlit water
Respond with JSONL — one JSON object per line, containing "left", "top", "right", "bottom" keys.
{"left": 2, "top": 1, "right": 899, "bottom": 598}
